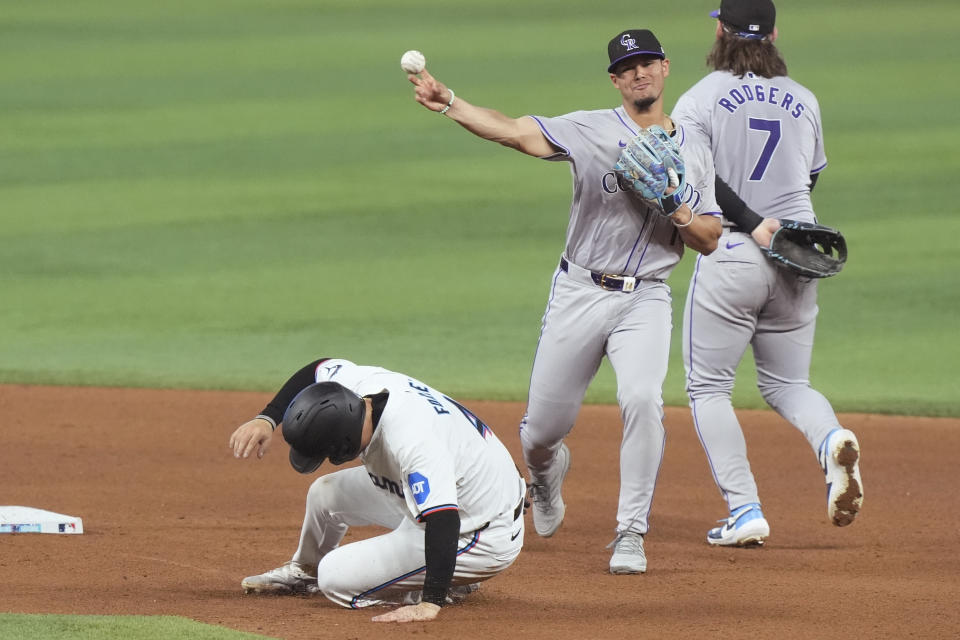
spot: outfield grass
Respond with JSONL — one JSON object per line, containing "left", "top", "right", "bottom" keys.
{"left": 2, "top": 0, "right": 958, "bottom": 417}
{"left": 0, "top": 614, "right": 273, "bottom": 640}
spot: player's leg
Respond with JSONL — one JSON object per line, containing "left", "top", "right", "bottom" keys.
{"left": 683, "top": 248, "right": 770, "bottom": 546}
{"left": 753, "top": 275, "right": 862, "bottom": 525}
{"left": 604, "top": 281, "right": 673, "bottom": 573}
{"left": 318, "top": 499, "right": 525, "bottom": 608}
{"left": 520, "top": 269, "right": 607, "bottom": 536}
{"left": 242, "top": 467, "right": 405, "bottom": 594}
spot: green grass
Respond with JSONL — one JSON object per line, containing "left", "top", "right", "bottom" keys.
{"left": 2, "top": 0, "right": 959, "bottom": 416}
{"left": 0, "top": 614, "right": 272, "bottom": 640}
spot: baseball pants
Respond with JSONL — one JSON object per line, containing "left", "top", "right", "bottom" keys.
{"left": 291, "top": 467, "right": 524, "bottom": 608}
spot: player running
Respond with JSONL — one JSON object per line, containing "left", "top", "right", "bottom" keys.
{"left": 408, "top": 28, "right": 721, "bottom": 573}
{"left": 229, "top": 358, "right": 526, "bottom": 623}
{"left": 671, "top": 0, "right": 863, "bottom": 547}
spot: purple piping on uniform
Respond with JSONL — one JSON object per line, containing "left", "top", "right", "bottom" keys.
{"left": 529, "top": 116, "right": 570, "bottom": 156}
{"left": 629, "top": 211, "right": 661, "bottom": 275}
{"left": 811, "top": 161, "right": 827, "bottom": 174}
{"left": 675, "top": 124, "right": 686, "bottom": 146}
{"left": 613, "top": 107, "right": 638, "bottom": 136}
{"left": 686, "top": 254, "right": 726, "bottom": 499}
{"left": 520, "top": 266, "right": 564, "bottom": 437}
{"left": 642, "top": 424, "right": 668, "bottom": 528}
{"left": 348, "top": 529, "right": 482, "bottom": 608}
{"left": 621, "top": 215, "right": 651, "bottom": 274}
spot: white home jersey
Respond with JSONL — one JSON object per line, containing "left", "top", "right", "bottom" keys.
{"left": 530, "top": 107, "right": 721, "bottom": 278}
{"left": 672, "top": 71, "right": 825, "bottom": 223}
{"left": 313, "top": 359, "right": 522, "bottom": 534}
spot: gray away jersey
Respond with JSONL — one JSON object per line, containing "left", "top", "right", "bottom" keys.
{"left": 672, "top": 71, "right": 826, "bottom": 223}
{"left": 530, "top": 107, "right": 720, "bottom": 279}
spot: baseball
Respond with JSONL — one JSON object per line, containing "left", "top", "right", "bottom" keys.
{"left": 400, "top": 50, "right": 426, "bottom": 74}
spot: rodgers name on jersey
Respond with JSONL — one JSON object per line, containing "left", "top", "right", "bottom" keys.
{"left": 716, "top": 73, "right": 806, "bottom": 119}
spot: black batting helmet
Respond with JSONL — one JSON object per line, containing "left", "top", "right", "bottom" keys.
{"left": 282, "top": 381, "right": 366, "bottom": 474}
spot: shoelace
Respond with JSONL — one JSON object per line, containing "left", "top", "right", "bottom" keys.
{"left": 606, "top": 511, "right": 644, "bottom": 549}
{"left": 606, "top": 532, "right": 643, "bottom": 554}
{"left": 527, "top": 482, "right": 555, "bottom": 512}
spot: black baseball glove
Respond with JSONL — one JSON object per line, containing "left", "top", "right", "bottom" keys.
{"left": 762, "top": 220, "right": 847, "bottom": 278}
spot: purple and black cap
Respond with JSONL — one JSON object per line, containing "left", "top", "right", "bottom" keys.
{"left": 711, "top": 0, "right": 776, "bottom": 38}
{"left": 607, "top": 29, "right": 665, "bottom": 73}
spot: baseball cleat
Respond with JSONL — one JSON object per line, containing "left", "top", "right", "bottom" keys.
{"left": 707, "top": 503, "right": 770, "bottom": 547}
{"left": 608, "top": 532, "right": 646, "bottom": 574}
{"left": 446, "top": 582, "right": 480, "bottom": 604}
{"left": 241, "top": 561, "right": 319, "bottom": 595}
{"left": 819, "top": 428, "right": 863, "bottom": 526}
{"left": 528, "top": 442, "right": 571, "bottom": 537}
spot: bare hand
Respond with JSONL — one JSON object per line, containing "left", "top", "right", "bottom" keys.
{"left": 408, "top": 69, "right": 452, "bottom": 113}
{"left": 228, "top": 418, "right": 274, "bottom": 460}
{"left": 751, "top": 217, "right": 781, "bottom": 250}
{"left": 371, "top": 602, "right": 441, "bottom": 623}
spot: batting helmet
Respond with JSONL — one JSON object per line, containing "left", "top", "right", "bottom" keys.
{"left": 282, "top": 382, "right": 367, "bottom": 474}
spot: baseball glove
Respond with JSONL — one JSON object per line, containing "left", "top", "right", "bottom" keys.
{"left": 614, "top": 125, "right": 685, "bottom": 215}
{"left": 762, "top": 219, "right": 847, "bottom": 278}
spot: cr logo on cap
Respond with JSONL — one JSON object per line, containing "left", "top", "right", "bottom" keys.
{"left": 620, "top": 34, "right": 638, "bottom": 51}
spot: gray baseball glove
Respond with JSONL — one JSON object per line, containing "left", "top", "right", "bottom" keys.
{"left": 762, "top": 220, "right": 847, "bottom": 278}
{"left": 613, "top": 125, "right": 685, "bottom": 214}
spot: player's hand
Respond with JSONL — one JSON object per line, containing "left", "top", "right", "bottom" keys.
{"left": 408, "top": 69, "right": 451, "bottom": 113}
{"left": 371, "top": 602, "right": 441, "bottom": 623}
{"left": 228, "top": 418, "right": 274, "bottom": 460}
{"left": 751, "top": 217, "right": 781, "bottom": 250}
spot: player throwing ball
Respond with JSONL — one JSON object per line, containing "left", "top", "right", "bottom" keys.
{"left": 408, "top": 28, "right": 721, "bottom": 573}
{"left": 230, "top": 358, "right": 526, "bottom": 623}
{"left": 672, "top": 0, "right": 863, "bottom": 546}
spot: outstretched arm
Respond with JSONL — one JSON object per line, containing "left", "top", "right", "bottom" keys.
{"left": 409, "top": 69, "right": 557, "bottom": 158}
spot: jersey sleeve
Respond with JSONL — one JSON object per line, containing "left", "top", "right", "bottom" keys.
{"left": 527, "top": 114, "right": 583, "bottom": 161}
{"left": 672, "top": 87, "right": 712, "bottom": 143}
{"left": 387, "top": 396, "right": 461, "bottom": 520}
{"left": 807, "top": 95, "right": 827, "bottom": 174}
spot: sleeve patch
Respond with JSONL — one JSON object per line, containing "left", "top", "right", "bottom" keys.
{"left": 408, "top": 472, "right": 431, "bottom": 505}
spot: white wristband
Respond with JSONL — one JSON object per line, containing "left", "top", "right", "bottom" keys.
{"left": 439, "top": 89, "right": 456, "bottom": 114}
{"left": 671, "top": 211, "right": 695, "bottom": 228}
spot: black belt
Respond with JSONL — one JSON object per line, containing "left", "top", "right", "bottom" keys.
{"left": 560, "top": 257, "right": 659, "bottom": 292}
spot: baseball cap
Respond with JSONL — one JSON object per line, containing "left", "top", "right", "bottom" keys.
{"left": 711, "top": 0, "right": 776, "bottom": 37}
{"left": 607, "top": 29, "right": 665, "bottom": 73}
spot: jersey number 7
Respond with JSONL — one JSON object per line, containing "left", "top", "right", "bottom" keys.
{"left": 748, "top": 118, "right": 782, "bottom": 181}
{"left": 444, "top": 395, "right": 492, "bottom": 439}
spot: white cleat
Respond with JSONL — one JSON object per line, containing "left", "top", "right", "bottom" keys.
{"left": 608, "top": 532, "right": 647, "bottom": 574}
{"left": 707, "top": 503, "right": 770, "bottom": 547}
{"left": 528, "top": 443, "right": 571, "bottom": 537}
{"left": 241, "top": 561, "right": 318, "bottom": 595}
{"left": 819, "top": 428, "right": 863, "bottom": 526}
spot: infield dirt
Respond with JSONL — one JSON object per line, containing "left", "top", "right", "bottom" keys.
{"left": 3, "top": 385, "right": 958, "bottom": 639}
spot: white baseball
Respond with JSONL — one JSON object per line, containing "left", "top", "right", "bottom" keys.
{"left": 400, "top": 50, "right": 426, "bottom": 74}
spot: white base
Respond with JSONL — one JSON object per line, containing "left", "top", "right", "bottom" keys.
{"left": 0, "top": 506, "right": 84, "bottom": 534}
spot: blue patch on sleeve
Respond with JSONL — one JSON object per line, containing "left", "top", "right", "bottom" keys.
{"left": 408, "top": 472, "right": 430, "bottom": 505}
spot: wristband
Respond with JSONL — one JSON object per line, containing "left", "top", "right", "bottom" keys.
{"left": 661, "top": 193, "right": 680, "bottom": 215}
{"left": 672, "top": 211, "right": 696, "bottom": 228}
{"left": 439, "top": 90, "right": 456, "bottom": 114}
{"left": 255, "top": 414, "right": 277, "bottom": 432}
